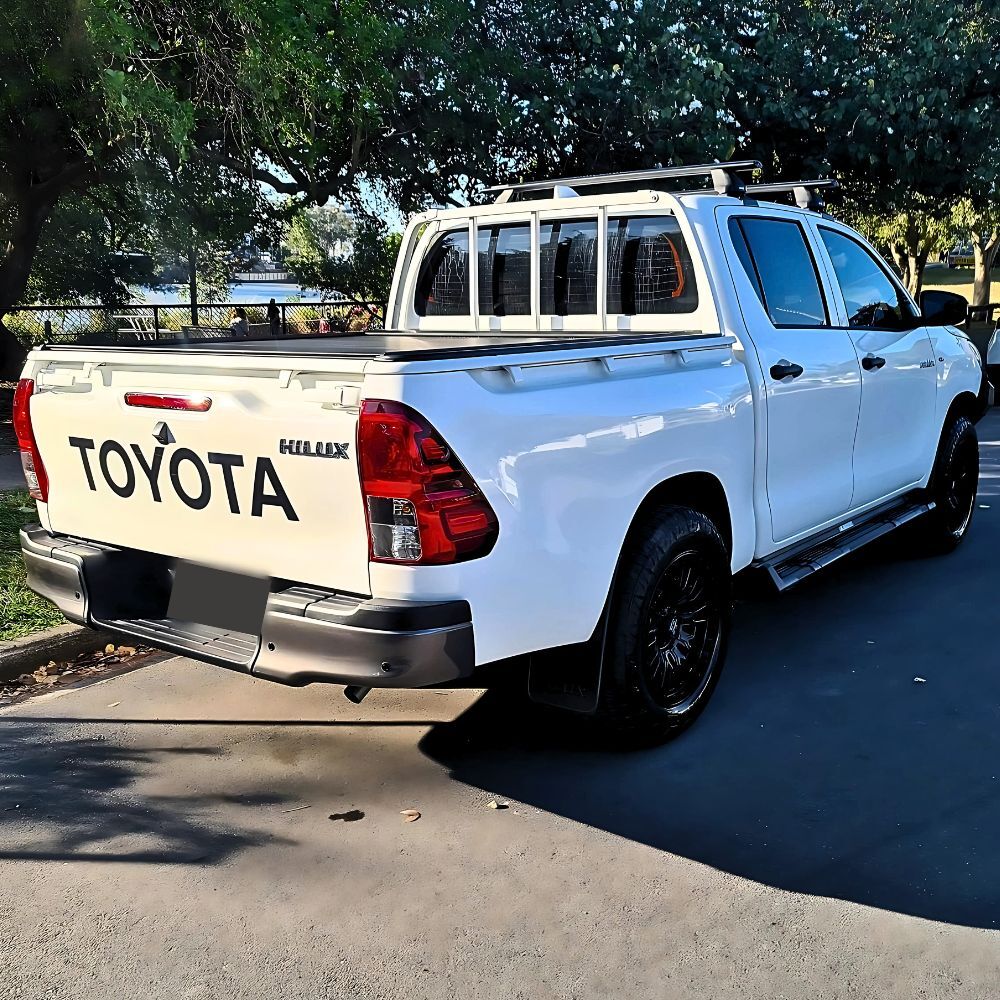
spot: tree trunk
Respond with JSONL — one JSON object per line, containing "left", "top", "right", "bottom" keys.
{"left": 188, "top": 242, "right": 199, "bottom": 326}
{"left": 971, "top": 231, "right": 999, "bottom": 309}
{"left": 891, "top": 246, "right": 911, "bottom": 290}
{"left": 0, "top": 185, "right": 61, "bottom": 378}
{"left": 906, "top": 250, "right": 929, "bottom": 299}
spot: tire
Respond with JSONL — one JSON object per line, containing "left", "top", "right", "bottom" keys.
{"left": 592, "top": 505, "right": 732, "bottom": 748}
{"left": 922, "top": 415, "right": 979, "bottom": 553}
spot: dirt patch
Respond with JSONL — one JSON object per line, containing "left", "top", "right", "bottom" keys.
{"left": 0, "top": 643, "right": 157, "bottom": 708}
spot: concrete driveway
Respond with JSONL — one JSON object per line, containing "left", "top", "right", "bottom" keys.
{"left": 3, "top": 414, "right": 1000, "bottom": 999}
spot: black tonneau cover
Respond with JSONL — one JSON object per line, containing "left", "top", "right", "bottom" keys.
{"left": 40, "top": 331, "right": 715, "bottom": 362}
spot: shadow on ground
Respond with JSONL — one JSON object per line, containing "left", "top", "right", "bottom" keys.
{"left": 421, "top": 423, "right": 1000, "bottom": 930}
{"left": 0, "top": 721, "right": 293, "bottom": 863}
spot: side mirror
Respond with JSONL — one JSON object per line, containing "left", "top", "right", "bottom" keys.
{"left": 920, "top": 289, "right": 968, "bottom": 327}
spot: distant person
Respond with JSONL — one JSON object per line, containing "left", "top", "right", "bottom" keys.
{"left": 318, "top": 309, "right": 331, "bottom": 335}
{"left": 229, "top": 307, "right": 250, "bottom": 338}
{"left": 267, "top": 298, "right": 280, "bottom": 337}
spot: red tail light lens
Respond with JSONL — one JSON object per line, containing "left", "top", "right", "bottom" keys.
{"left": 124, "top": 392, "right": 212, "bottom": 411}
{"left": 358, "top": 400, "right": 498, "bottom": 564}
{"left": 12, "top": 378, "right": 48, "bottom": 501}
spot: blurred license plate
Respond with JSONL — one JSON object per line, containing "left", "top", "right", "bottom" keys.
{"left": 168, "top": 562, "right": 270, "bottom": 635}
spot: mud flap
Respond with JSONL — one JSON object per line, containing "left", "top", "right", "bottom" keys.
{"left": 527, "top": 609, "right": 609, "bottom": 714}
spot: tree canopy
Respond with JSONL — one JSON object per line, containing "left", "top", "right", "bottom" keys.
{"left": 3, "top": 0, "right": 1000, "bottom": 373}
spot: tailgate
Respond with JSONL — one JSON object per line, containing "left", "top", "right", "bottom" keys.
{"left": 29, "top": 355, "right": 372, "bottom": 596}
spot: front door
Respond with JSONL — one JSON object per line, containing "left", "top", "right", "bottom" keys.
{"left": 814, "top": 226, "right": 938, "bottom": 508}
{"left": 724, "top": 212, "right": 862, "bottom": 543}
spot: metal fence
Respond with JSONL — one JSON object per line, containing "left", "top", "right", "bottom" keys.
{"left": 5, "top": 300, "right": 385, "bottom": 348}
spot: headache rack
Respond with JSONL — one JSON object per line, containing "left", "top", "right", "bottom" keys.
{"left": 485, "top": 163, "right": 839, "bottom": 213}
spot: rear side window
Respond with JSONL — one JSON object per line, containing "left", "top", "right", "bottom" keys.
{"left": 607, "top": 216, "right": 698, "bottom": 315}
{"left": 477, "top": 223, "right": 532, "bottom": 316}
{"left": 539, "top": 219, "right": 598, "bottom": 315}
{"left": 414, "top": 229, "right": 470, "bottom": 317}
{"left": 729, "top": 217, "right": 828, "bottom": 327}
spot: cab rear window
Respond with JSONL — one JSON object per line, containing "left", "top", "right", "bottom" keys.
{"left": 477, "top": 223, "right": 532, "bottom": 316}
{"left": 414, "top": 229, "right": 470, "bottom": 317}
{"left": 607, "top": 217, "right": 698, "bottom": 315}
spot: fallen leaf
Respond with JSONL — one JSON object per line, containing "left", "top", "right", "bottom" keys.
{"left": 107, "top": 702, "right": 121, "bottom": 708}
{"left": 104, "top": 644, "right": 115, "bottom": 654}
{"left": 117, "top": 646, "right": 137, "bottom": 656}
{"left": 486, "top": 800, "right": 509, "bottom": 810}
{"left": 400, "top": 809, "right": 421, "bottom": 823}
{"left": 913, "top": 676, "right": 927, "bottom": 684}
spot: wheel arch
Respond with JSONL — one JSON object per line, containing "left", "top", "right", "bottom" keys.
{"left": 626, "top": 471, "right": 733, "bottom": 554}
{"left": 943, "top": 390, "right": 980, "bottom": 429}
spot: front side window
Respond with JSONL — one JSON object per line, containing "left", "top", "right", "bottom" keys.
{"left": 819, "top": 228, "right": 918, "bottom": 330}
{"left": 607, "top": 216, "right": 698, "bottom": 315}
{"left": 730, "top": 217, "right": 828, "bottom": 327}
{"left": 414, "top": 229, "right": 469, "bottom": 317}
{"left": 477, "top": 223, "right": 532, "bottom": 316}
{"left": 539, "top": 219, "right": 598, "bottom": 315}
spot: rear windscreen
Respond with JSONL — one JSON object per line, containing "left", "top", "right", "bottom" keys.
{"left": 607, "top": 216, "right": 698, "bottom": 315}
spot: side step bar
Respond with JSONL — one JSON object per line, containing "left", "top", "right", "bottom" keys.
{"left": 760, "top": 498, "right": 934, "bottom": 592}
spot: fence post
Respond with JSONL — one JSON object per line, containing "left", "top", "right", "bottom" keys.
{"left": 281, "top": 303, "right": 287, "bottom": 337}
{"left": 43, "top": 319, "right": 52, "bottom": 341}
{"left": 152, "top": 304, "right": 160, "bottom": 340}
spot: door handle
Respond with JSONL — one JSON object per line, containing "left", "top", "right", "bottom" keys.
{"left": 862, "top": 354, "right": 886, "bottom": 371}
{"left": 770, "top": 359, "right": 804, "bottom": 381}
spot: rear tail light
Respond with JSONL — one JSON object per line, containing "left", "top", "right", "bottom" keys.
{"left": 358, "top": 400, "right": 498, "bottom": 564}
{"left": 12, "top": 378, "right": 48, "bottom": 501}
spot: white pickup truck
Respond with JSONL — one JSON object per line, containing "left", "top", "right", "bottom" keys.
{"left": 16, "top": 162, "right": 990, "bottom": 745}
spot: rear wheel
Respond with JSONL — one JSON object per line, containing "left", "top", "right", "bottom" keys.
{"left": 922, "top": 415, "right": 979, "bottom": 552}
{"left": 593, "top": 506, "right": 732, "bottom": 747}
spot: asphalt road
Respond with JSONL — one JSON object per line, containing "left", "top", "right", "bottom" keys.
{"left": 3, "top": 413, "right": 1000, "bottom": 999}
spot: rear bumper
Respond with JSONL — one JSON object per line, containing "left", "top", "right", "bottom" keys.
{"left": 20, "top": 525, "right": 474, "bottom": 689}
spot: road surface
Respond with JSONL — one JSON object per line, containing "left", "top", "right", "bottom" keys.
{"left": 3, "top": 413, "right": 1000, "bottom": 999}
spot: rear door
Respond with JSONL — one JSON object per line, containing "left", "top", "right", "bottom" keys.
{"left": 29, "top": 353, "right": 372, "bottom": 595}
{"left": 811, "top": 224, "right": 938, "bottom": 507}
{"left": 721, "top": 210, "right": 862, "bottom": 543}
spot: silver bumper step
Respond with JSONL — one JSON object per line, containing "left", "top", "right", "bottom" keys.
{"left": 761, "top": 498, "right": 934, "bottom": 592}
{"left": 95, "top": 617, "right": 259, "bottom": 668}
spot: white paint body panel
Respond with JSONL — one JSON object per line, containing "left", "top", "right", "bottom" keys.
{"left": 21, "top": 190, "right": 984, "bottom": 669}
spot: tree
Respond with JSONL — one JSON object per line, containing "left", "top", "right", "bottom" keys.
{"left": 953, "top": 197, "right": 1000, "bottom": 308}
{"left": 285, "top": 208, "right": 400, "bottom": 316}
{"left": 0, "top": 0, "right": 517, "bottom": 373}
{"left": 810, "top": 0, "right": 1000, "bottom": 295}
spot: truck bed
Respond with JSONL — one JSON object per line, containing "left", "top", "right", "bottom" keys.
{"left": 38, "top": 331, "right": 718, "bottom": 362}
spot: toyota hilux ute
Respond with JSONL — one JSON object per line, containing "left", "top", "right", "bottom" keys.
{"left": 16, "top": 162, "right": 990, "bottom": 745}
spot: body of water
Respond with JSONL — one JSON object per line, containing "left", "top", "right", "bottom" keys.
{"left": 137, "top": 281, "right": 329, "bottom": 304}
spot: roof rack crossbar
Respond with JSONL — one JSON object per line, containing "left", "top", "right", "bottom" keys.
{"left": 745, "top": 178, "right": 840, "bottom": 212}
{"left": 485, "top": 161, "right": 762, "bottom": 202}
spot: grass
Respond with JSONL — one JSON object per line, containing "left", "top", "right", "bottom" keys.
{"left": 922, "top": 265, "right": 1000, "bottom": 303}
{"left": 0, "top": 490, "right": 64, "bottom": 641}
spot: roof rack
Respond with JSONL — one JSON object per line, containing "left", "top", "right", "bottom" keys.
{"left": 484, "top": 160, "right": 762, "bottom": 203}
{"left": 745, "top": 178, "right": 840, "bottom": 212}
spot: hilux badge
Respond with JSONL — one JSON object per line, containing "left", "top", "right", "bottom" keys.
{"left": 279, "top": 439, "right": 350, "bottom": 459}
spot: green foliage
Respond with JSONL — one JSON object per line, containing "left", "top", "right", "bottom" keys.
{"left": 285, "top": 208, "right": 400, "bottom": 309}
{"left": 0, "top": 491, "right": 65, "bottom": 640}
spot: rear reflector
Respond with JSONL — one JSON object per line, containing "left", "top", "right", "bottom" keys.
{"left": 13, "top": 379, "right": 48, "bottom": 501}
{"left": 358, "top": 400, "right": 498, "bottom": 564}
{"left": 124, "top": 392, "right": 212, "bottom": 412}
